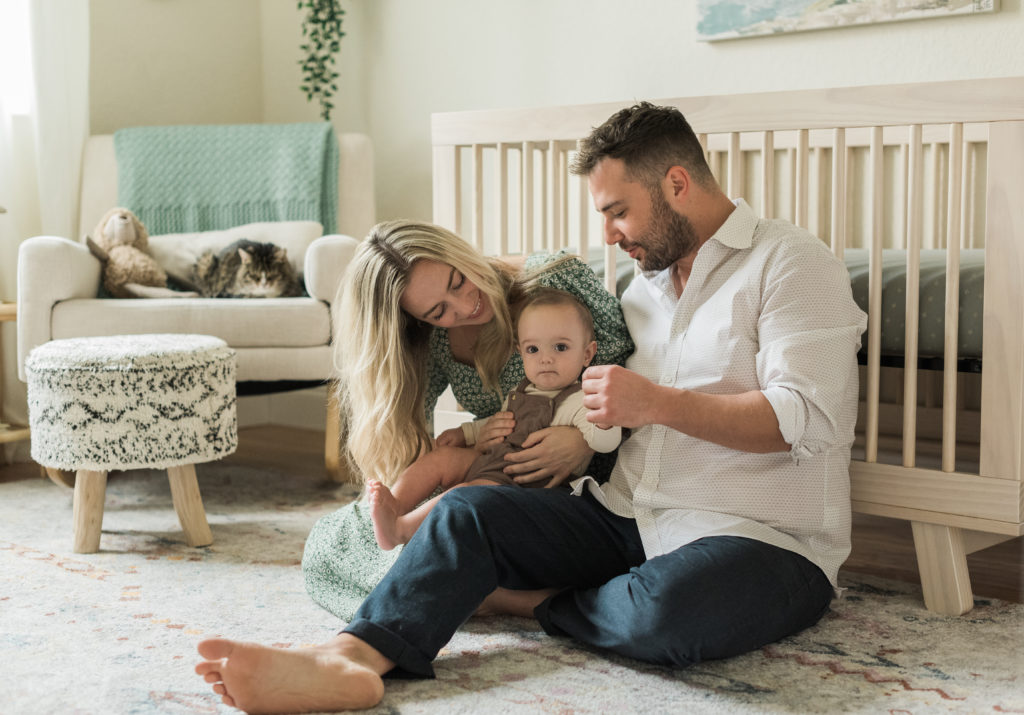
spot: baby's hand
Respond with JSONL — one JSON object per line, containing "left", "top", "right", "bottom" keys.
{"left": 435, "top": 427, "right": 467, "bottom": 448}
{"left": 595, "top": 423, "right": 613, "bottom": 431}
{"left": 476, "top": 411, "right": 515, "bottom": 451}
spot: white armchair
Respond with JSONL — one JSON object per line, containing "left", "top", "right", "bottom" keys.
{"left": 16, "top": 131, "right": 374, "bottom": 482}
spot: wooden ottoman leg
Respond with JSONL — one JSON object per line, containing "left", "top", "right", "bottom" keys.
{"left": 73, "top": 470, "right": 108, "bottom": 553}
{"left": 45, "top": 466, "right": 76, "bottom": 488}
{"left": 911, "top": 521, "right": 974, "bottom": 616}
{"left": 167, "top": 464, "right": 213, "bottom": 547}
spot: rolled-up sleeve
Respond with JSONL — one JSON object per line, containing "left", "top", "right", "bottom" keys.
{"left": 756, "top": 244, "right": 867, "bottom": 459}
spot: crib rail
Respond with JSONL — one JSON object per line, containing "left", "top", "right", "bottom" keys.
{"left": 431, "top": 77, "right": 1024, "bottom": 516}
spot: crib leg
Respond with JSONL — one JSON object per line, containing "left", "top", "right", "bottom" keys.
{"left": 910, "top": 521, "right": 974, "bottom": 616}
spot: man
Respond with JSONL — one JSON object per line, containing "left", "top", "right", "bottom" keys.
{"left": 195, "top": 102, "right": 867, "bottom": 713}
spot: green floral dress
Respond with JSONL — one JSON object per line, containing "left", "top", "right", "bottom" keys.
{"left": 302, "top": 252, "right": 634, "bottom": 621}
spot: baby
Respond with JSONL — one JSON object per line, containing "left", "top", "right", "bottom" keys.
{"left": 368, "top": 287, "right": 622, "bottom": 550}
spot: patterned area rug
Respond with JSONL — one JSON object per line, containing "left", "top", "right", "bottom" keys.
{"left": 1, "top": 463, "right": 1021, "bottom": 714}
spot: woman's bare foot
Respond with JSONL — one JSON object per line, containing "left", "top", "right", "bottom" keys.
{"left": 367, "top": 480, "right": 406, "bottom": 550}
{"left": 194, "top": 634, "right": 389, "bottom": 714}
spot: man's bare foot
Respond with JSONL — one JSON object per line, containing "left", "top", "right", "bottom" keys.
{"left": 367, "top": 480, "right": 406, "bottom": 550}
{"left": 194, "top": 634, "right": 388, "bottom": 714}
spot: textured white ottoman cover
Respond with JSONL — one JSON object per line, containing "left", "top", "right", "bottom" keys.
{"left": 26, "top": 334, "right": 237, "bottom": 471}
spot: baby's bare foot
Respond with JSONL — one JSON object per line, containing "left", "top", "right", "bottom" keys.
{"left": 367, "top": 480, "right": 403, "bottom": 550}
{"left": 195, "top": 635, "right": 385, "bottom": 714}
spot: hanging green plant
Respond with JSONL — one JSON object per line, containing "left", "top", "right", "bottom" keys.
{"left": 298, "top": 0, "right": 345, "bottom": 121}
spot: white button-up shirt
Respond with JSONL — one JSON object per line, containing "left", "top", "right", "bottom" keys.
{"left": 575, "top": 200, "right": 867, "bottom": 587}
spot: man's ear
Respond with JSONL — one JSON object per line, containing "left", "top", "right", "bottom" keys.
{"left": 665, "top": 165, "right": 691, "bottom": 201}
{"left": 582, "top": 340, "right": 597, "bottom": 367}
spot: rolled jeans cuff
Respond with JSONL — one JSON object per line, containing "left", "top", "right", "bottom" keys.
{"left": 343, "top": 617, "right": 435, "bottom": 679}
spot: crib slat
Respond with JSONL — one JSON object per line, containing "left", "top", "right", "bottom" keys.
{"left": 928, "top": 142, "right": 941, "bottom": 250}
{"left": 471, "top": 144, "right": 484, "bottom": 251}
{"left": 559, "top": 147, "right": 570, "bottom": 251}
{"left": 761, "top": 131, "right": 774, "bottom": 219}
{"left": 830, "top": 128, "right": 846, "bottom": 257}
{"left": 788, "top": 147, "right": 797, "bottom": 224}
{"left": 432, "top": 145, "right": 460, "bottom": 233}
{"left": 728, "top": 132, "right": 741, "bottom": 198}
{"left": 942, "top": 123, "right": 964, "bottom": 473}
{"left": 795, "top": 129, "right": 809, "bottom": 229}
{"left": 578, "top": 172, "right": 590, "bottom": 261}
{"left": 496, "top": 143, "right": 509, "bottom": 256}
{"left": 547, "top": 140, "right": 561, "bottom": 251}
{"left": 815, "top": 146, "right": 828, "bottom": 238}
{"left": 521, "top": 142, "right": 534, "bottom": 254}
{"left": 964, "top": 143, "right": 977, "bottom": 250}
{"left": 709, "top": 150, "right": 722, "bottom": 186}
{"left": 903, "top": 124, "right": 924, "bottom": 468}
{"left": 864, "top": 126, "right": 884, "bottom": 463}
{"left": 539, "top": 147, "right": 549, "bottom": 250}
{"left": 604, "top": 243, "right": 617, "bottom": 295}
{"left": 900, "top": 142, "right": 909, "bottom": 251}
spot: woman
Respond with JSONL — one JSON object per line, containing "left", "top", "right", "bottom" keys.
{"left": 303, "top": 219, "right": 633, "bottom": 620}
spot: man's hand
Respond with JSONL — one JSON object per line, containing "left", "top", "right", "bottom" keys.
{"left": 504, "top": 426, "right": 592, "bottom": 488}
{"left": 581, "top": 364, "right": 661, "bottom": 429}
{"left": 583, "top": 365, "right": 790, "bottom": 453}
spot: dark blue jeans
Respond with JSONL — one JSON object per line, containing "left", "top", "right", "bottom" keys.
{"left": 344, "top": 485, "right": 834, "bottom": 677}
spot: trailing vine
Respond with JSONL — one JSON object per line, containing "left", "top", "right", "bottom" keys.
{"left": 298, "top": 0, "right": 345, "bottom": 120}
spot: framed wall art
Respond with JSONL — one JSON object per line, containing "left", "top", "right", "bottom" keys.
{"left": 697, "top": 0, "right": 999, "bottom": 42}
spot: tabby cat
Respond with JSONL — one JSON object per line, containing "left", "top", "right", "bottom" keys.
{"left": 193, "top": 239, "right": 303, "bottom": 298}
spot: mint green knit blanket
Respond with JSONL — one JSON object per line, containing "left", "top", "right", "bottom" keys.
{"left": 114, "top": 123, "right": 338, "bottom": 235}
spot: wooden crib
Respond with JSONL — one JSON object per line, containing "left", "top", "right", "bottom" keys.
{"left": 430, "top": 77, "right": 1024, "bottom": 616}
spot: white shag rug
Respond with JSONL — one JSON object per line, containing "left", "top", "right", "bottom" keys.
{"left": 1, "top": 463, "right": 1021, "bottom": 714}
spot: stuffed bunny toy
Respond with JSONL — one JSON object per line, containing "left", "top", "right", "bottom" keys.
{"left": 86, "top": 207, "right": 193, "bottom": 298}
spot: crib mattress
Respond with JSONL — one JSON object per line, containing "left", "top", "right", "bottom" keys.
{"left": 588, "top": 247, "right": 985, "bottom": 362}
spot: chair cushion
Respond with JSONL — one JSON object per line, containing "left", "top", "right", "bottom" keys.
{"left": 147, "top": 220, "right": 324, "bottom": 287}
{"left": 51, "top": 297, "right": 330, "bottom": 348}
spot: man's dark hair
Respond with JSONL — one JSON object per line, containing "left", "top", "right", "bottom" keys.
{"left": 570, "top": 102, "right": 716, "bottom": 191}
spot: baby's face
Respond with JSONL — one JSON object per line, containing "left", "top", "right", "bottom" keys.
{"left": 517, "top": 303, "right": 597, "bottom": 391}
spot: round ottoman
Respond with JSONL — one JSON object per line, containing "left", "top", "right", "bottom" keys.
{"left": 26, "top": 334, "right": 237, "bottom": 552}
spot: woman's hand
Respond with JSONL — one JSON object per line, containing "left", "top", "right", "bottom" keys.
{"left": 504, "top": 425, "right": 591, "bottom": 488}
{"left": 434, "top": 427, "right": 467, "bottom": 448}
{"left": 474, "top": 411, "right": 515, "bottom": 452}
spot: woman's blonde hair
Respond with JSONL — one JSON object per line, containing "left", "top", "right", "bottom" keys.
{"left": 333, "top": 219, "right": 523, "bottom": 486}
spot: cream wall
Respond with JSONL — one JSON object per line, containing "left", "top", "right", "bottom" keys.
{"left": 90, "top": 0, "right": 263, "bottom": 132}
{"left": 359, "top": 0, "right": 1024, "bottom": 222}
{"left": 89, "top": 0, "right": 366, "bottom": 135}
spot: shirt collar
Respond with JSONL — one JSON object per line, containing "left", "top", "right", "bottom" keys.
{"left": 709, "top": 198, "right": 756, "bottom": 250}
{"left": 641, "top": 198, "right": 757, "bottom": 291}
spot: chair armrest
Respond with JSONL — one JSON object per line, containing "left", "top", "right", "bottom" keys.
{"left": 17, "top": 236, "right": 101, "bottom": 380}
{"left": 304, "top": 234, "right": 360, "bottom": 303}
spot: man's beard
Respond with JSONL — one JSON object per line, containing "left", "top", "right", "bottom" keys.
{"left": 634, "top": 189, "right": 700, "bottom": 272}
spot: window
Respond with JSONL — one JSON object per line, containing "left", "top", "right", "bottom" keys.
{"left": 0, "top": 0, "right": 32, "bottom": 115}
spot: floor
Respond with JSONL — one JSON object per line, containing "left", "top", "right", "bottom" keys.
{"left": 3, "top": 424, "right": 1021, "bottom": 604}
